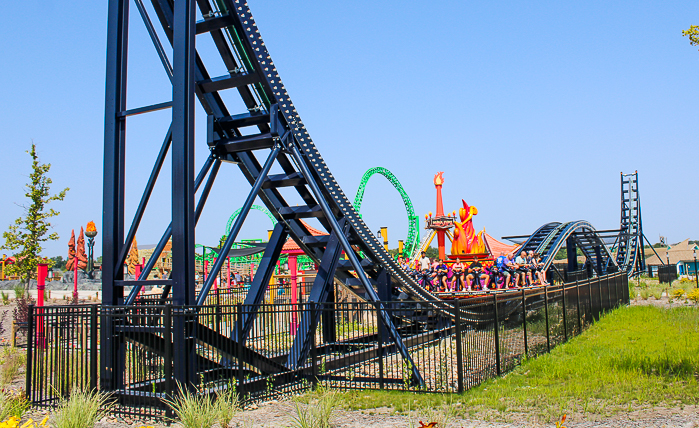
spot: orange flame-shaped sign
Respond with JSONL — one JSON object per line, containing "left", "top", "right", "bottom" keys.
{"left": 433, "top": 171, "right": 444, "bottom": 186}
{"left": 86, "top": 221, "right": 97, "bottom": 233}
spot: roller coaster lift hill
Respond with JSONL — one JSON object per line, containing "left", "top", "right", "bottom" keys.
{"left": 101, "top": 0, "right": 650, "bottom": 394}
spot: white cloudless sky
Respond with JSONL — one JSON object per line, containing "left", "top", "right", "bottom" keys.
{"left": 0, "top": 1, "right": 698, "bottom": 259}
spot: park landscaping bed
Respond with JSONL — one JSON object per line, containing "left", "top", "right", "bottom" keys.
{"left": 1, "top": 302, "right": 697, "bottom": 427}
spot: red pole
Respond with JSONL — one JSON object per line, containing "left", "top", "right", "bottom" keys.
{"left": 37, "top": 263, "right": 47, "bottom": 349}
{"left": 290, "top": 255, "right": 298, "bottom": 333}
{"left": 213, "top": 257, "right": 218, "bottom": 291}
{"left": 227, "top": 257, "right": 231, "bottom": 289}
{"left": 73, "top": 254, "right": 79, "bottom": 302}
{"left": 135, "top": 264, "right": 143, "bottom": 299}
{"left": 204, "top": 260, "right": 209, "bottom": 282}
{"left": 37, "top": 263, "right": 47, "bottom": 307}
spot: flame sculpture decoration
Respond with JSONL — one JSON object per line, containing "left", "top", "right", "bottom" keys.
{"left": 451, "top": 200, "right": 487, "bottom": 255}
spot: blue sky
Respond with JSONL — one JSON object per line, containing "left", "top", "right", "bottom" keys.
{"left": 1, "top": 1, "right": 698, "bottom": 259}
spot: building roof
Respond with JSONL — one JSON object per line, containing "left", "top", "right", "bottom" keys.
{"left": 483, "top": 232, "right": 519, "bottom": 255}
{"left": 645, "top": 238, "right": 699, "bottom": 265}
{"left": 282, "top": 221, "right": 328, "bottom": 254}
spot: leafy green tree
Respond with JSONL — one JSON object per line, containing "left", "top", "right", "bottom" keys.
{"left": 49, "top": 255, "right": 66, "bottom": 271}
{"left": 683, "top": 25, "right": 699, "bottom": 49}
{"left": 1, "top": 143, "right": 69, "bottom": 286}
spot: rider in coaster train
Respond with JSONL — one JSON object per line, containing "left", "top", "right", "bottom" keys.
{"left": 515, "top": 251, "right": 529, "bottom": 287}
{"left": 436, "top": 258, "right": 449, "bottom": 292}
{"left": 418, "top": 251, "right": 432, "bottom": 291}
{"left": 532, "top": 252, "right": 549, "bottom": 286}
{"left": 466, "top": 257, "right": 489, "bottom": 291}
{"left": 488, "top": 263, "right": 503, "bottom": 290}
{"left": 452, "top": 260, "right": 465, "bottom": 291}
{"left": 494, "top": 251, "right": 512, "bottom": 289}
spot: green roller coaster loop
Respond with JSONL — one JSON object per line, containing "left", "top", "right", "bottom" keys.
{"left": 353, "top": 167, "right": 420, "bottom": 257}
{"left": 195, "top": 205, "right": 277, "bottom": 264}
{"left": 224, "top": 205, "right": 277, "bottom": 236}
{"left": 197, "top": 204, "right": 315, "bottom": 272}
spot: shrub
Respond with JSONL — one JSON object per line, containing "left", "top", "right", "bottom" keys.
{"left": 164, "top": 385, "right": 218, "bottom": 428}
{"left": 629, "top": 286, "right": 637, "bottom": 300}
{"left": 0, "top": 347, "right": 26, "bottom": 386}
{"left": 670, "top": 288, "right": 686, "bottom": 300}
{"left": 12, "top": 293, "right": 35, "bottom": 325}
{"left": 639, "top": 289, "right": 650, "bottom": 300}
{"left": 51, "top": 388, "right": 112, "bottom": 428}
{"left": 11, "top": 286, "right": 24, "bottom": 301}
{"left": 290, "top": 387, "right": 339, "bottom": 428}
{"left": 651, "top": 288, "right": 663, "bottom": 300}
{"left": 215, "top": 387, "right": 239, "bottom": 428}
{"left": 0, "top": 390, "right": 29, "bottom": 421}
{"left": 0, "top": 293, "right": 8, "bottom": 306}
{"left": 687, "top": 289, "right": 699, "bottom": 304}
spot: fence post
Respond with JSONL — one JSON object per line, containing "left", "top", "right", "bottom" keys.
{"left": 586, "top": 279, "right": 593, "bottom": 324}
{"left": 618, "top": 273, "right": 622, "bottom": 306}
{"left": 454, "top": 299, "right": 463, "bottom": 393}
{"left": 216, "top": 288, "right": 221, "bottom": 333}
{"left": 544, "top": 286, "right": 550, "bottom": 352}
{"left": 575, "top": 280, "right": 582, "bottom": 333}
{"left": 521, "top": 289, "right": 528, "bottom": 357}
{"left": 596, "top": 277, "right": 602, "bottom": 321}
{"left": 90, "top": 305, "right": 98, "bottom": 391}
{"left": 376, "top": 302, "right": 384, "bottom": 390}
{"left": 164, "top": 304, "right": 173, "bottom": 419}
{"left": 606, "top": 274, "right": 611, "bottom": 311}
{"left": 25, "top": 305, "right": 34, "bottom": 402}
{"left": 236, "top": 302, "right": 244, "bottom": 398}
{"left": 493, "top": 294, "right": 501, "bottom": 376}
{"left": 310, "top": 303, "right": 318, "bottom": 390}
{"left": 561, "top": 285, "right": 568, "bottom": 341}
{"left": 620, "top": 273, "right": 625, "bottom": 306}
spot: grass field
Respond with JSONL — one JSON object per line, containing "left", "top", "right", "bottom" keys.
{"left": 328, "top": 305, "right": 699, "bottom": 422}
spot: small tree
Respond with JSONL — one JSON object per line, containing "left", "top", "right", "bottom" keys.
{"left": 683, "top": 25, "right": 699, "bottom": 49}
{"left": 1, "top": 143, "right": 69, "bottom": 287}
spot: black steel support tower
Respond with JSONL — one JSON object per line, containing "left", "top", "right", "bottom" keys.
{"left": 102, "top": 0, "right": 453, "bottom": 389}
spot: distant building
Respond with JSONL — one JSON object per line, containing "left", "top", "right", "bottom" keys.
{"left": 645, "top": 239, "right": 699, "bottom": 276}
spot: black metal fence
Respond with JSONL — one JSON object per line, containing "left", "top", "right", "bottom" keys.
{"left": 133, "top": 279, "right": 329, "bottom": 307}
{"left": 25, "top": 273, "right": 628, "bottom": 418}
{"left": 657, "top": 265, "right": 678, "bottom": 284}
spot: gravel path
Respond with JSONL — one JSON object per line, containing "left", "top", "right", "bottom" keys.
{"left": 226, "top": 400, "right": 699, "bottom": 427}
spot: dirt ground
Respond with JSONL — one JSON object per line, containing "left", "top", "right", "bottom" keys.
{"left": 22, "top": 400, "right": 699, "bottom": 428}
{"left": 225, "top": 400, "right": 699, "bottom": 428}
{"left": 14, "top": 400, "right": 697, "bottom": 428}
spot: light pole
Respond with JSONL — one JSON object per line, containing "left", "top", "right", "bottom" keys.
{"left": 85, "top": 221, "right": 98, "bottom": 278}
{"left": 693, "top": 245, "right": 698, "bottom": 289}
